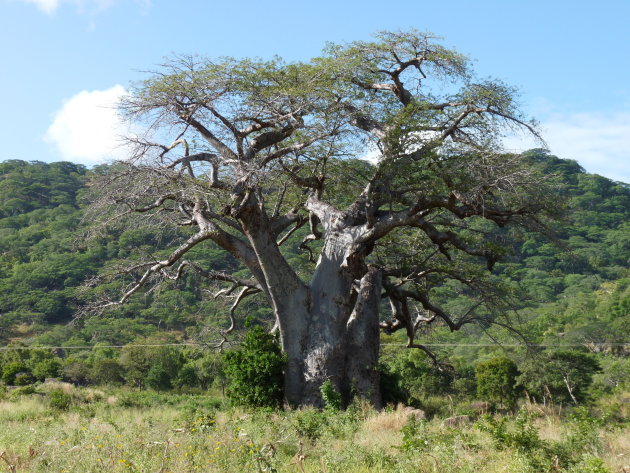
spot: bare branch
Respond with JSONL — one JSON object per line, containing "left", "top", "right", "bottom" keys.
{"left": 185, "top": 116, "right": 239, "bottom": 162}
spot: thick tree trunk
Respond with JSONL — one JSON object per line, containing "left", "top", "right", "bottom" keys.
{"left": 344, "top": 266, "right": 382, "bottom": 408}
{"left": 240, "top": 198, "right": 381, "bottom": 407}
{"left": 282, "top": 231, "right": 382, "bottom": 408}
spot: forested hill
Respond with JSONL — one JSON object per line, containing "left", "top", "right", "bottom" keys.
{"left": 0, "top": 151, "right": 628, "bottom": 350}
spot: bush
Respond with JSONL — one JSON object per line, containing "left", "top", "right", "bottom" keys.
{"left": 321, "top": 380, "right": 342, "bottom": 411}
{"left": 145, "top": 364, "right": 173, "bottom": 391}
{"left": 14, "top": 372, "right": 35, "bottom": 386}
{"left": 193, "top": 352, "right": 225, "bottom": 390}
{"left": 398, "top": 415, "right": 473, "bottom": 453}
{"left": 2, "top": 362, "right": 31, "bottom": 385}
{"left": 379, "top": 349, "right": 454, "bottom": 407}
{"left": 119, "top": 344, "right": 151, "bottom": 387}
{"left": 9, "top": 385, "right": 37, "bottom": 397}
{"left": 477, "top": 407, "right": 611, "bottom": 472}
{"left": 293, "top": 408, "right": 328, "bottom": 441}
{"left": 32, "top": 358, "right": 62, "bottom": 381}
{"left": 477, "top": 411, "right": 553, "bottom": 471}
{"left": 49, "top": 389, "right": 71, "bottom": 410}
{"left": 452, "top": 365, "right": 477, "bottom": 398}
{"left": 89, "top": 358, "right": 125, "bottom": 385}
{"left": 476, "top": 357, "right": 519, "bottom": 409}
{"left": 223, "top": 325, "right": 285, "bottom": 408}
{"left": 588, "top": 356, "right": 629, "bottom": 396}
{"left": 120, "top": 343, "right": 184, "bottom": 389}
{"left": 62, "top": 361, "right": 90, "bottom": 385}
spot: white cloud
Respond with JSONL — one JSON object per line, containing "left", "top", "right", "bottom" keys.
{"left": 45, "top": 85, "right": 132, "bottom": 164}
{"left": 503, "top": 111, "right": 630, "bottom": 183}
{"left": 18, "top": 0, "right": 58, "bottom": 13}
{"left": 15, "top": 0, "right": 147, "bottom": 14}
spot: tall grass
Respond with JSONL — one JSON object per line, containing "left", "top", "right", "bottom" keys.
{"left": 0, "top": 386, "right": 626, "bottom": 472}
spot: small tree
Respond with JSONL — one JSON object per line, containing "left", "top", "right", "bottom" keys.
{"left": 193, "top": 351, "right": 225, "bottom": 391}
{"left": 223, "top": 325, "right": 285, "bottom": 408}
{"left": 89, "top": 358, "right": 125, "bottom": 385}
{"left": 119, "top": 344, "right": 150, "bottom": 387}
{"left": 62, "top": 360, "right": 90, "bottom": 385}
{"left": 175, "top": 363, "right": 199, "bottom": 389}
{"left": 518, "top": 350, "right": 600, "bottom": 405}
{"left": 145, "top": 347, "right": 185, "bottom": 391}
{"left": 476, "top": 357, "right": 519, "bottom": 409}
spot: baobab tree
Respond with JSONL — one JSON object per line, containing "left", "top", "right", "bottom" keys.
{"left": 88, "top": 30, "right": 555, "bottom": 407}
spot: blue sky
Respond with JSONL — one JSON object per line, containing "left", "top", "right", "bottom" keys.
{"left": 2, "top": 0, "right": 629, "bottom": 182}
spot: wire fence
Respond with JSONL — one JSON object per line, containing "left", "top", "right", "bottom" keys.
{"left": 0, "top": 342, "right": 628, "bottom": 351}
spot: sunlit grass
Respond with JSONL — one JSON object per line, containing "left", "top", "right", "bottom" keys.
{"left": 0, "top": 388, "right": 626, "bottom": 472}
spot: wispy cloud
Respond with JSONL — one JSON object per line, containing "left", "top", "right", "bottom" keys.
{"left": 504, "top": 111, "right": 630, "bottom": 183}
{"left": 45, "top": 85, "right": 132, "bottom": 164}
{"left": 15, "top": 0, "right": 149, "bottom": 15}
{"left": 19, "top": 0, "right": 59, "bottom": 13}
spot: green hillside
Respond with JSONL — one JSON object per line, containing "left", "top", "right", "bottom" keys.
{"left": 0, "top": 151, "right": 628, "bottom": 348}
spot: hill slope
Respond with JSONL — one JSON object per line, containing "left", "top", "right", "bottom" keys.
{"left": 0, "top": 151, "right": 627, "bottom": 352}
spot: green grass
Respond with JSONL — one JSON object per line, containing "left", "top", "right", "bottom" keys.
{"left": 0, "top": 384, "right": 627, "bottom": 472}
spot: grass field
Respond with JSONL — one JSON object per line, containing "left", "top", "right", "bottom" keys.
{"left": 0, "top": 382, "right": 628, "bottom": 473}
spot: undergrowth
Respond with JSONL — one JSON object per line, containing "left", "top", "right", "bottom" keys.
{"left": 0, "top": 385, "right": 626, "bottom": 472}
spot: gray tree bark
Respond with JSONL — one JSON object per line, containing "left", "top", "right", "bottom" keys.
{"left": 232, "top": 193, "right": 382, "bottom": 407}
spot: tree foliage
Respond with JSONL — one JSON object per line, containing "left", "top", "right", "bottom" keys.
{"left": 223, "top": 325, "right": 285, "bottom": 408}
{"left": 518, "top": 350, "right": 600, "bottom": 405}
{"left": 476, "top": 356, "right": 519, "bottom": 409}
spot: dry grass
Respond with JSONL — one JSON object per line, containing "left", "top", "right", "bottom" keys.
{"left": 39, "top": 380, "right": 75, "bottom": 395}
{"left": 603, "top": 428, "right": 630, "bottom": 473}
{"left": 363, "top": 404, "right": 411, "bottom": 433}
{"left": 356, "top": 403, "right": 411, "bottom": 450}
{"left": 0, "top": 397, "right": 48, "bottom": 422}
{"left": 534, "top": 412, "right": 564, "bottom": 443}
{"left": 0, "top": 389, "right": 626, "bottom": 472}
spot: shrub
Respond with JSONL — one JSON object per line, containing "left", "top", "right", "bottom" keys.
{"left": 175, "top": 363, "right": 199, "bottom": 388}
{"left": 193, "top": 352, "right": 225, "bottom": 390}
{"left": 320, "top": 380, "right": 342, "bottom": 411}
{"left": 145, "top": 364, "right": 173, "bottom": 391}
{"left": 223, "top": 325, "right": 285, "bottom": 408}
{"left": 32, "top": 358, "right": 62, "bottom": 381}
{"left": 120, "top": 343, "right": 184, "bottom": 389}
{"left": 144, "top": 347, "right": 185, "bottom": 390}
{"left": 293, "top": 408, "right": 328, "bottom": 441}
{"left": 591, "top": 357, "right": 630, "bottom": 395}
{"left": 477, "top": 411, "right": 552, "bottom": 471}
{"left": 14, "top": 372, "right": 35, "bottom": 386}
{"left": 379, "top": 349, "right": 454, "bottom": 406}
{"left": 89, "top": 358, "right": 125, "bottom": 385}
{"left": 120, "top": 345, "right": 150, "bottom": 387}
{"left": 477, "top": 407, "right": 611, "bottom": 472}
{"left": 476, "top": 357, "right": 519, "bottom": 409}
{"left": 2, "top": 362, "right": 31, "bottom": 385}
{"left": 49, "top": 389, "right": 71, "bottom": 410}
{"left": 62, "top": 361, "right": 90, "bottom": 385}
{"left": 452, "top": 365, "right": 477, "bottom": 398}
{"left": 398, "top": 415, "right": 473, "bottom": 453}
{"left": 9, "top": 385, "right": 37, "bottom": 397}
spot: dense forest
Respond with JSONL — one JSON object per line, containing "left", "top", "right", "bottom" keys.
{"left": 0, "top": 150, "right": 628, "bottom": 405}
